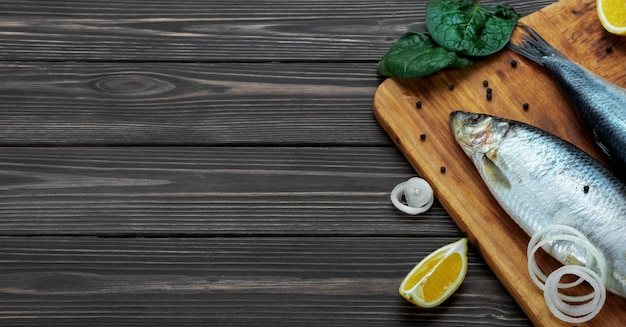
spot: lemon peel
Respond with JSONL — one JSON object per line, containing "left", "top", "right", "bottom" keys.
{"left": 597, "top": 0, "right": 626, "bottom": 35}
{"left": 399, "top": 238, "right": 468, "bottom": 308}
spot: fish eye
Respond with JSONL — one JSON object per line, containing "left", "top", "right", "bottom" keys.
{"left": 468, "top": 114, "right": 483, "bottom": 124}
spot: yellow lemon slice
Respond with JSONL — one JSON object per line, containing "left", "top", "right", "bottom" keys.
{"left": 399, "top": 238, "right": 468, "bottom": 308}
{"left": 597, "top": 0, "right": 626, "bottom": 35}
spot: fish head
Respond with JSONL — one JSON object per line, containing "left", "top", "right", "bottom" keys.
{"left": 449, "top": 111, "right": 514, "bottom": 189}
{"left": 449, "top": 111, "right": 510, "bottom": 157}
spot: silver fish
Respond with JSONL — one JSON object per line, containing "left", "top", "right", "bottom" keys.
{"left": 449, "top": 110, "right": 626, "bottom": 298}
{"left": 508, "top": 26, "right": 626, "bottom": 177}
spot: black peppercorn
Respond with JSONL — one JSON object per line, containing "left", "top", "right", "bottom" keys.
{"left": 416, "top": 101, "right": 422, "bottom": 109}
{"left": 483, "top": 80, "right": 489, "bottom": 87}
{"left": 420, "top": 134, "right": 426, "bottom": 140}
{"left": 523, "top": 103, "right": 529, "bottom": 111}
{"left": 511, "top": 60, "right": 518, "bottom": 68}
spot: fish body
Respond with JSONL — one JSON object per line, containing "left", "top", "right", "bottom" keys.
{"left": 508, "top": 26, "right": 626, "bottom": 177}
{"left": 449, "top": 110, "right": 626, "bottom": 298}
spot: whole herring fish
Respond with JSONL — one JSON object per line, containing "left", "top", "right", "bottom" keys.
{"left": 508, "top": 26, "right": 626, "bottom": 177}
{"left": 449, "top": 110, "right": 626, "bottom": 298}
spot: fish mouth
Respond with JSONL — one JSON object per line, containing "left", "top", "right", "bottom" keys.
{"left": 449, "top": 110, "right": 478, "bottom": 151}
{"left": 449, "top": 110, "right": 472, "bottom": 139}
{"left": 449, "top": 111, "right": 496, "bottom": 150}
{"left": 449, "top": 110, "right": 462, "bottom": 132}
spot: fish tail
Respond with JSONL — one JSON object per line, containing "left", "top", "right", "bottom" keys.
{"left": 507, "top": 25, "right": 565, "bottom": 66}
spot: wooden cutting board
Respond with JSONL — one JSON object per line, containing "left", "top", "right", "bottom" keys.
{"left": 373, "top": 0, "right": 626, "bottom": 325}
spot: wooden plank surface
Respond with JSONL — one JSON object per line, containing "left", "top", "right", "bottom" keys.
{"left": 0, "top": 236, "right": 529, "bottom": 326}
{"left": 0, "top": 0, "right": 564, "bottom": 325}
{"left": 0, "top": 0, "right": 549, "bottom": 61}
{"left": 0, "top": 63, "right": 386, "bottom": 146}
{"left": 0, "top": 146, "right": 458, "bottom": 237}
{"left": 373, "top": 0, "right": 626, "bottom": 325}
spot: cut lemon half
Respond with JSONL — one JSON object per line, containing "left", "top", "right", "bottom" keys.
{"left": 399, "top": 238, "right": 468, "bottom": 308}
{"left": 597, "top": 0, "right": 626, "bottom": 35}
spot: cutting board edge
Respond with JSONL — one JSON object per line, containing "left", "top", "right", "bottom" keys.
{"left": 371, "top": 0, "right": 626, "bottom": 324}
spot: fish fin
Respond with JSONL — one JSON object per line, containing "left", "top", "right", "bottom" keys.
{"left": 482, "top": 155, "right": 511, "bottom": 190}
{"left": 507, "top": 25, "right": 564, "bottom": 65}
{"left": 565, "top": 254, "right": 584, "bottom": 266}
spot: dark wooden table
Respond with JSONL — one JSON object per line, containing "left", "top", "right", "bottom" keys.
{"left": 0, "top": 1, "right": 556, "bottom": 325}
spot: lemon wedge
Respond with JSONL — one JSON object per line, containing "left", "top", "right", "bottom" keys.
{"left": 597, "top": 0, "right": 626, "bottom": 35}
{"left": 399, "top": 238, "right": 468, "bottom": 308}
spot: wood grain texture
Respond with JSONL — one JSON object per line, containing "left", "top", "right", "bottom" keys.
{"left": 0, "top": 62, "right": 386, "bottom": 145}
{"left": 0, "top": 0, "right": 548, "bottom": 62}
{"left": 0, "top": 0, "right": 563, "bottom": 325}
{"left": 0, "top": 146, "right": 460, "bottom": 237}
{"left": 374, "top": 0, "right": 626, "bottom": 325}
{"left": 0, "top": 236, "right": 529, "bottom": 326}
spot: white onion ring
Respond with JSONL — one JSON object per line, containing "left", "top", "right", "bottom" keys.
{"left": 527, "top": 224, "right": 607, "bottom": 290}
{"left": 390, "top": 177, "right": 434, "bottom": 215}
{"left": 544, "top": 266, "right": 606, "bottom": 323}
{"left": 527, "top": 224, "right": 607, "bottom": 323}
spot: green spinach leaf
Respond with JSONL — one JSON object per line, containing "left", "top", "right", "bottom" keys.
{"left": 377, "top": 31, "right": 473, "bottom": 79}
{"left": 426, "top": 0, "right": 520, "bottom": 57}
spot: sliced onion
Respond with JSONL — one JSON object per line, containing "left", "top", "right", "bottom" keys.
{"left": 527, "top": 224, "right": 607, "bottom": 290}
{"left": 527, "top": 224, "right": 607, "bottom": 323}
{"left": 390, "top": 177, "right": 434, "bottom": 215}
{"left": 544, "top": 266, "right": 606, "bottom": 323}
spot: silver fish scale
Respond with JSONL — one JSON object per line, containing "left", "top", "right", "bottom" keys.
{"left": 490, "top": 123, "right": 626, "bottom": 297}
{"left": 541, "top": 56, "right": 626, "bottom": 173}
{"left": 509, "top": 25, "right": 626, "bottom": 178}
{"left": 451, "top": 111, "right": 626, "bottom": 298}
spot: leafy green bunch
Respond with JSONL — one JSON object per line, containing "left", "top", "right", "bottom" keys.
{"left": 378, "top": 0, "right": 520, "bottom": 79}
